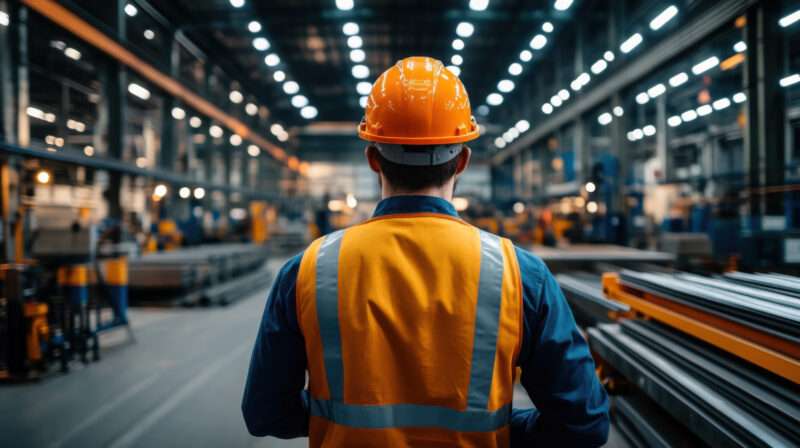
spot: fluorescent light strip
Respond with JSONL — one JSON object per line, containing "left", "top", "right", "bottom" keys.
{"left": 780, "top": 73, "right": 800, "bottom": 87}
{"left": 649, "top": 5, "right": 678, "bottom": 31}
{"left": 620, "top": 33, "right": 643, "bottom": 54}
{"left": 691, "top": 56, "right": 719, "bottom": 75}
{"left": 779, "top": 9, "right": 800, "bottom": 27}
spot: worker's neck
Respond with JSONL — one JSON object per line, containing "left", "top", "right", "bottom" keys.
{"left": 381, "top": 179, "right": 455, "bottom": 203}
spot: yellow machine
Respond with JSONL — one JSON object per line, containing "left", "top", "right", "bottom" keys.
{"left": 157, "top": 219, "right": 182, "bottom": 251}
{"left": 249, "top": 202, "right": 269, "bottom": 244}
{"left": 24, "top": 302, "right": 49, "bottom": 364}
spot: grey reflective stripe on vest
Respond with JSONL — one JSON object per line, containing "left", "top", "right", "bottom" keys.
{"left": 315, "top": 229, "right": 346, "bottom": 401}
{"left": 312, "top": 227, "right": 508, "bottom": 431}
{"left": 466, "top": 231, "right": 505, "bottom": 409}
{"left": 309, "top": 399, "right": 512, "bottom": 432}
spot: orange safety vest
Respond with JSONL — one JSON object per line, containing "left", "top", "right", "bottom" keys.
{"left": 296, "top": 213, "right": 523, "bottom": 447}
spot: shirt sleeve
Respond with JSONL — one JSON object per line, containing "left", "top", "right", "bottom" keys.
{"left": 242, "top": 253, "right": 309, "bottom": 438}
{"left": 510, "top": 247, "right": 610, "bottom": 447}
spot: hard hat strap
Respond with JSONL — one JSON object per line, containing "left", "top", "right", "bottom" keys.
{"left": 373, "top": 143, "right": 463, "bottom": 166}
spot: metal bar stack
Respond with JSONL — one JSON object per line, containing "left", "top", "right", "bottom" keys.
{"left": 617, "top": 271, "right": 800, "bottom": 345}
{"left": 556, "top": 273, "right": 630, "bottom": 326}
{"left": 589, "top": 270, "right": 800, "bottom": 447}
{"left": 128, "top": 244, "right": 271, "bottom": 306}
{"left": 589, "top": 320, "right": 800, "bottom": 447}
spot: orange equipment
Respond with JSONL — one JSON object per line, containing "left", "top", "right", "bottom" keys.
{"left": 358, "top": 56, "right": 479, "bottom": 148}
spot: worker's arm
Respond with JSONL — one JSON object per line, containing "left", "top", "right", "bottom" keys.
{"left": 242, "top": 253, "right": 309, "bottom": 438}
{"left": 510, "top": 248, "right": 610, "bottom": 447}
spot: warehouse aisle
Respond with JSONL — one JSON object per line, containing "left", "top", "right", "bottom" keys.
{"left": 0, "top": 268, "right": 305, "bottom": 448}
{"left": 0, "top": 260, "right": 626, "bottom": 448}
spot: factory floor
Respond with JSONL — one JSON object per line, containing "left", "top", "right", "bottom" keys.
{"left": 1, "top": 259, "right": 629, "bottom": 448}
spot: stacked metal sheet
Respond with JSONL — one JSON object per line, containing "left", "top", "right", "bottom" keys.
{"left": 612, "top": 393, "right": 706, "bottom": 448}
{"left": 128, "top": 244, "right": 270, "bottom": 305}
{"left": 556, "top": 273, "right": 630, "bottom": 326}
{"left": 618, "top": 271, "right": 800, "bottom": 344}
{"left": 589, "top": 320, "right": 800, "bottom": 447}
{"left": 724, "top": 272, "right": 800, "bottom": 298}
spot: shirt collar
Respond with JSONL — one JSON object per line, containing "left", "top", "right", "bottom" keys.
{"left": 372, "top": 195, "right": 459, "bottom": 218}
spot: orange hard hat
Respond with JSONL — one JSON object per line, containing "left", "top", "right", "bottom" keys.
{"left": 358, "top": 56, "right": 480, "bottom": 147}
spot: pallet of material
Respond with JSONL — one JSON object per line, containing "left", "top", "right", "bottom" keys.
{"left": 128, "top": 244, "right": 270, "bottom": 305}
{"left": 589, "top": 320, "right": 800, "bottom": 447}
{"left": 618, "top": 271, "right": 800, "bottom": 344}
{"left": 612, "top": 393, "right": 706, "bottom": 448}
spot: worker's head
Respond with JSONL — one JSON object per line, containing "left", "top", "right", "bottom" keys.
{"left": 358, "top": 57, "right": 479, "bottom": 198}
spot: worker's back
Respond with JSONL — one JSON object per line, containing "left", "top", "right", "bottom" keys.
{"left": 295, "top": 213, "right": 522, "bottom": 447}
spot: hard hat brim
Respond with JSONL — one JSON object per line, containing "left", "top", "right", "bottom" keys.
{"left": 358, "top": 128, "right": 480, "bottom": 145}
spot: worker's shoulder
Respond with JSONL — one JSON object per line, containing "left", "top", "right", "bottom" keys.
{"left": 511, "top": 244, "right": 550, "bottom": 290}
{"left": 273, "top": 251, "right": 304, "bottom": 285}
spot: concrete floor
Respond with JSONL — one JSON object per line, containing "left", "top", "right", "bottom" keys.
{"left": 1, "top": 264, "right": 629, "bottom": 448}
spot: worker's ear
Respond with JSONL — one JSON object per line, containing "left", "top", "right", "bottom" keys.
{"left": 365, "top": 145, "right": 382, "bottom": 173}
{"left": 454, "top": 145, "right": 472, "bottom": 175}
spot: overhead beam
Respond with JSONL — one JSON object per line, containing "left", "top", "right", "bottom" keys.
{"left": 0, "top": 140, "right": 277, "bottom": 199}
{"left": 21, "top": 0, "right": 304, "bottom": 173}
{"left": 491, "top": 0, "right": 758, "bottom": 165}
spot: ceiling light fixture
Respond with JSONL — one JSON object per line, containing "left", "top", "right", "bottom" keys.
{"left": 669, "top": 72, "right": 689, "bottom": 87}
{"left": 245, "top": 103, "right": 259, "bottom": 116}
{"left": 649, "top": 5, "right": 678, "bottom": 31}
{"left": 342, "top": 22, "right": 359, "bottom": 35}
{"left": 529, "top": 34, "right": 547, "bottom": 50}
{"left": 456, "top": 22, "right": 475, "bottom": 38}
{"left": 264, "top": 53, "right": 280, "bottom": 66}
{"left": 282, "top": 81, "right": 300, "bottom": 95}
{"left": 300, "top": 105, "right": 318, "bottom": 119}
{"left": 335, "top": 0, "right": 354, "bottom": 11}
{"left": 497, "top": 79, "right": 515, "bottom": 93}
{"left": 352, "top": 65, "right": 369, "bottom": 79}
{"left": 171, "top": 107, "right": 186, "bottom": 120}
{"left": 347, "top": 35, "right": 363, "bottom": 49}
{"left": 620, "top": 33, "right": 643, "bottom": 54}
{"left": 487, "top": 93, "right": 503, "bottom": 106}
{"left": 124, "top": 3, "right": 137, "bottom": 17}
{"left": 350, "top": 49, "right": 366, "bottom": 62}
{"left": 127, "top": 82, "right": 150, "bottom": 100}
{"left": 469, "top": 0, "right": 490, "bottom": 11}
{"left": 780, "top": 73, "right": 800, "bottom": 87}
{"left": 691, "top": 56, "right": 719, "bottom": 75}
{"left": 253, "top": 37, "right": 270, "bottom": 51}
{"left": 779, "top": 9, "right": 800, "bottom": 27}
{"left": 291, "top": 95, "right": 309, "bottom": 108}
{"left": 356, "top": 81, "right": 372, "bottom": 95}
{"left": 554, "top": 0, "right": 573, "bottom": 11}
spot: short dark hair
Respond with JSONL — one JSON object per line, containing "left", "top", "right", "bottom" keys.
{"left": 373, "top": 145, "right": 461, "bottom": 191}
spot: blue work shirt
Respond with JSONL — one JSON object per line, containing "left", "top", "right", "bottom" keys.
{"left": 242, "top": 195, "right": 609, "bottom": 446}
